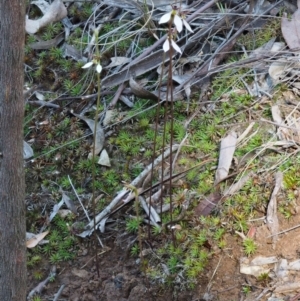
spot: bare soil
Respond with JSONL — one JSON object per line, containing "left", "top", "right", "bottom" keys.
{"left": 28, "top": 207, "right": 300, "bottom": 301}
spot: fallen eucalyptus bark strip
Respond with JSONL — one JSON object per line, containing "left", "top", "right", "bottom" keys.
{"left": 237, "top": 122, "right": 256, "bottom": 144}
{"left": 119, "top": 95, "right": 134, "bottom": 107}
{"left": 102, "top": 0, "right": 144, "bottom": 15}
{"left": 28, "top": 100, "right": 60, "bottom": 109}
{"left": 109, "top": 83, "right": 125, "bottom": 108}
{"left": 145, "top": 187, "right": 162, "bottom": 204}
{"left": 155, "top": 203, "right": 171, "bottom": 214}
{"left": 53, "top": 285, "right": 65, "bottom": 301}
{"left": 215, "top": 131, "right": 237, "bottom": 185}
{"left": 266, "top": 171, "right": 283, "bottom": 244}
{"left": 71, "top": 112, "right": 105, "bottom": 156}
{"left": 223, "top": 172, "right": 254, "bottom": 197}
{"left": 26, "top": 0, "right": 67, "bottom": 34}
{"left": 139, "top": 196, "right": 161, "bottom": 223}
{"left": 79, "top": 144, "right": 179, "bottom": 236}
{"left": 129, "top": 76, "right": 159, "bottom": 100}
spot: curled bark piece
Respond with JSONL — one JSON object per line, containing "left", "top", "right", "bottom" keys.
{"left": 26, "top": 0, "right": 67, "bottom": 34}
{"left": 215, "top": 131, "right": 237, "bottom": 185}
{"left": 266, "top": 172, "right": 283, "bottom": 244}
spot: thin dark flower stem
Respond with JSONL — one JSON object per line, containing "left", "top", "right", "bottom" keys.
{"left": 166, "top": 18, "right": 175, "bottom": 246}
{"left": 91, "top": 30, "right": 101, "bottom": 278}
{"left": 148, "top": 51, "right": 166, "bottom": 241}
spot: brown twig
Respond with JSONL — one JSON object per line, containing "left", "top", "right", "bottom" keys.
{"left": 108, "top": 83, "right": 125, "bottom": 108}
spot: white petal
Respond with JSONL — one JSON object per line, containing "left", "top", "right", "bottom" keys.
{"left": 162, "top": 39, "right": 170, "bottom": 52}
{"left": 159, "top": 12, "right": 172, "bottom": 24}
{"left": 171, "top": 39, "right": 182, "bottom": 54}
{"left": 96, "top": 63, "right": 102, "bottom": 73}
{"left": 174, "top": 15, "right": 183, "bottom": 33}
{"left": 82, "top": 61, "right": 93, "bottom": 69}
{"left": 183, "top": 19, "right": 193, "bottom": 33}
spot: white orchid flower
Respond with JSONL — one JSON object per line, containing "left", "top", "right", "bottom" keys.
{"left": 82, "top": 60, "right": 102, "bottom": 74}
{"left": 159, "top": 10, "right": 193, "bottom": 33}
{"left": 96, "top": 63, "right": 102, "bottom": 73}
{"left": 162, "top": 37, "right": 182, "bottom": 54}
{"left": 159, "top": 12, "right": 172, "bottom": 24}
{"left": 159, "top": 11, "right": 182, "bottom": 33}
{"left": 82, "top": 61, "right": 93, "bottom": 69}
{"left": 182, "top": 18, "right": 193, "bottom": 33}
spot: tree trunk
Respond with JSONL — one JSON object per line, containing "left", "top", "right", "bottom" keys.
{"left": 0, "top": 1, "right": 26, "bottom": 300}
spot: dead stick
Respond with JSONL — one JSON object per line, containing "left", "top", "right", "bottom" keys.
{"left": 108, "top": 83, "right": 125, "bottom": 108}
{"left": 53, "top": 285, "right": 65, "bottom": 301}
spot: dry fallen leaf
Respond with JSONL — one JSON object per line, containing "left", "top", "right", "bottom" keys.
{"left": 24, "top": 140, "right": 34, "bottom": 159}
{"left": 98, "top": 149, "right": 111, "bottom": 167}
{"left": 281, "top": 0, "right": 300, "bottom": 50}
{"left": 106, "top": 57, "right": 131, "bottom": 68}
{"left": 194, "top": 192, "right": 222, "bottom": 216}
{"left": 71, "top": 112, "right": 105, "bottom": 157}
{"left": 26, "top": 231, "right": 49, "bottom": 248}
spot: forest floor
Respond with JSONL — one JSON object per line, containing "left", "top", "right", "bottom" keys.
{"left": 24, "top": 0, "right": 300, "bottom": 300}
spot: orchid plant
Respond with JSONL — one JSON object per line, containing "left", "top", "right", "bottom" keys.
{"left": 82, "top": 29, "right": 102, "bottom": 74}
{"left": 82, "top": 58, "right": 102, "bottom": 74}
{"left": 159, "top": 7, "right": 193, "bottom": 54}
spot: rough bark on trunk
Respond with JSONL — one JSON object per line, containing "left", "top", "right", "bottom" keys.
{"left": 0, "top": 1, "right": 26, "bottom": 300}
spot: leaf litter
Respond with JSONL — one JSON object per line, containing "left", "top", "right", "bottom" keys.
{"left": 23, "top": 0, "right": 300, "bottom": 300}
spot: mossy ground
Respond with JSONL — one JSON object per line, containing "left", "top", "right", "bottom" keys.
{"left": 24, "top": 4, "right": 298, "bottom": 298}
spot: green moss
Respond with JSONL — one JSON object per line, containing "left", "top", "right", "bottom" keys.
{"left": 243, "top": 238, "right": 257, "bottom": 256}
{"left": 126, "top": 216, "right": 143, "bottom": 233}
